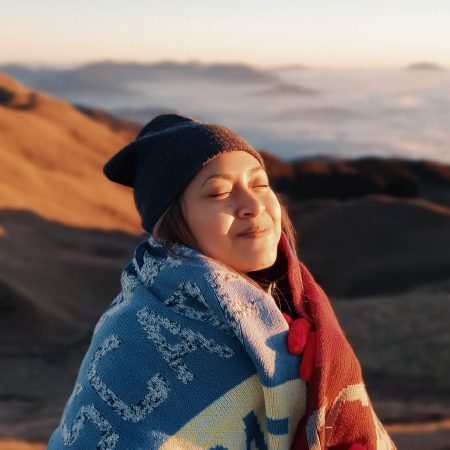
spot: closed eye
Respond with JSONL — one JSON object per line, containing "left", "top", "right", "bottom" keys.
{"left": 210, "top": 192, "right": 230, "bottom": 198}
{"left": 210, "top": 185, "right": 269, "bottom": 197}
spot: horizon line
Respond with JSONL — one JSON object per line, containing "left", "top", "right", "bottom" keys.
{"left": 0, "top": 57, "right": 447, "bottom": 72}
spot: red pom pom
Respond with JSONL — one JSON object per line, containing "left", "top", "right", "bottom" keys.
{"left": 287, "top": 318, "right": 311, "bottom": 354}
{"left": 349, "top": 445, "right": 367, "bottom": 450}
{"left": 299, "top": 331, "right": 317, "bottom": 382}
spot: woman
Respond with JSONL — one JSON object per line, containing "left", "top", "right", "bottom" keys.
{"left": 47, "top": 114, "right": 396, "bottom": 449}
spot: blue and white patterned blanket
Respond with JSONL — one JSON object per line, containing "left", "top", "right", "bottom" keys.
{"left": 47, "top": 235, "right": 306, "bottom": 449}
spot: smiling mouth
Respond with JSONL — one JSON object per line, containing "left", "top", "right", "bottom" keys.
{"left": 238, "top": 228, "right": 271, "bottom": 238}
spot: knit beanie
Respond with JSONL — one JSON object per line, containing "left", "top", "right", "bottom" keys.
{"left": 103, "top": 113, "right": 266, "bottom": 233}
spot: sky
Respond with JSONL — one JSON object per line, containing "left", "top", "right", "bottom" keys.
{"left": 1, "top": 0, "right": 449, "bottom": 69}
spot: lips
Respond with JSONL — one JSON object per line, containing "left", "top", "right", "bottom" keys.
{"left": 238, "top": 226, "right": 270, "bottom": 237}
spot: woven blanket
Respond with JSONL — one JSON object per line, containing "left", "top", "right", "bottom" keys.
{"left": 48, "top": 232, "right": 307, "bottom": 449}
{"left": 47, "top": 231, "right": 395, "bottom": 449}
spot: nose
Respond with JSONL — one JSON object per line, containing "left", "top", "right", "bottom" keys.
{"left": 236, "top": 187, "right": 265, "bottom": 218}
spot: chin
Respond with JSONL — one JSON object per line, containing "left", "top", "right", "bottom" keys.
{"left": 240, "top": 252, "right": 278, "bottom": 273}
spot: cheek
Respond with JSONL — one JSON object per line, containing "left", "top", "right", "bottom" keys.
{"left": 276, "top": 202, "right": 282, "bottom": 226}
{"left": 268, "top": 195, "right": 282, "bottom": 225}
{"left": 188, "top": 204, "right": 230, "bottom": 237}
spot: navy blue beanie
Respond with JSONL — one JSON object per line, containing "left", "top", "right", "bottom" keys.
{"left": 103, "top": 113, "right": 266, "bottom": 233}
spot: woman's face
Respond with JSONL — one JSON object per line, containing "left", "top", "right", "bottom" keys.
{"left": 181, "top": 151, "right": 282, "bottom": 273}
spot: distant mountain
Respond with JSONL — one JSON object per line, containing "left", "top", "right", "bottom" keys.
{"left": 406, "top": 62, "right": 444, "bottom": 71}
{"left": 75, "top": 60, "right": 279, "bottom": 83}
{"left": 0, "top": 60, "right": 281, "bottom": 98}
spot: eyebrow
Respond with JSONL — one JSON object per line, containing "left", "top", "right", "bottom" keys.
{"left": 200, "top": 166, "right": 266, "bottom": 188}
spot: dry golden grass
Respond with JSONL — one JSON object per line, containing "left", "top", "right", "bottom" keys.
{"left": 0, "top": 72, "right": 141, "bottom": 234}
